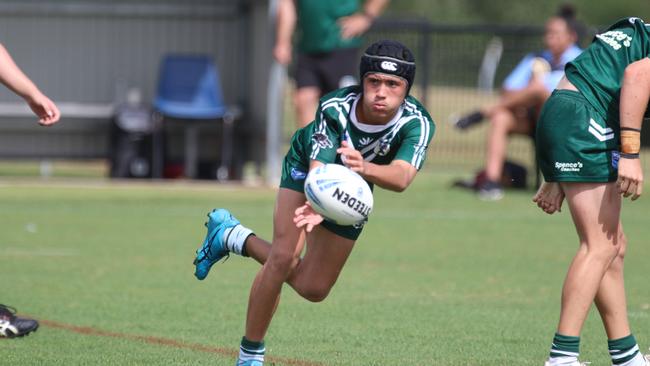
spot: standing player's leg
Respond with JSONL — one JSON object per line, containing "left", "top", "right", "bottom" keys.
{"left": 556, "top": 182, "right": 622, "bottom": 337}
{"left": 294, "top": 53, "right": 322, "bottom": 128}
{"left": 294, "top": 87, "right": 320, "bottom": 127}
{"left": 546, "top": 182, "right": 646, "bottom": 365}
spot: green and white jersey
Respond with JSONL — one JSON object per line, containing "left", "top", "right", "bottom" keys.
{"left": 300, "top": 86, "right": 435, "bottom": 171}
{"left": 565, "top": 17, "right": 650, "bottom": 123}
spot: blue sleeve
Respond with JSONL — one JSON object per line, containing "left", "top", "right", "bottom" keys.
{"left": 502, "top": 54, "right": 535, "bottom": 91}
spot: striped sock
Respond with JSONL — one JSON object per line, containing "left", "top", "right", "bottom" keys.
{"left": 609, "top": 334, "right": 645, "bottom": 366}
{"left": 238, "top": 337, "right": 264, "bottom": 365}
{"left": 548, "top": 333, "right": 580, "bottom": 365}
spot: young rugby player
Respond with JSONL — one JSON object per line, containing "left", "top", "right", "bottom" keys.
{"left": 193, "top": 40, "right": 435, "bottom": 365}
{"left": 533, "top": 17, "right": 650, "bottom": 366}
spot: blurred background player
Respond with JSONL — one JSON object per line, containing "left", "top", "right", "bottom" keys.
{"left": 194, "top": 40, "right": 434, "bottom": 366}
{"left": 0, "top": 42, "right": 60, "bottom": 338}
{"left": 273, "top": 0, "right": 389, "bottom": 128}
{"left": 533, "top": 17, "right": 650, "bottom": 366}
{"left": 452, "top": 5, "right": 582, "bottom": 200}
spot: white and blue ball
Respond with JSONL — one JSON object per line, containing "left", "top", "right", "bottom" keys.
{"left": 304, "top": 164, "right": 373, "bottom": 226}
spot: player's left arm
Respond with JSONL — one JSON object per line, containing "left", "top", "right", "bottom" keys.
{"left": 337, "top": 138, "right": 422, "bottom": 192}
{"left": 0, "top": 43, "right": 60, "bottom": 125}
{"left": 617, "top": 57, "right": 650, "bottom": 200}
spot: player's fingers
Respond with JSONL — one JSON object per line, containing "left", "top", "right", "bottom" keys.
{"left": 617, "top": 177, "right": 630, "bottom": 196}
{"left": 624, "top": 181, "right": 637, "bottom": 198}
{"left": 632, "top": 182, "right": 643, "bottom": 201}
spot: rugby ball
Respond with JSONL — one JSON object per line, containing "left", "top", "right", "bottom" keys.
{"left": 304, "top": 164, "right": 373, "bottom": 226}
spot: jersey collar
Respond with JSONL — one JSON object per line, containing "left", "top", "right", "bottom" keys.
{"left": 350, "top": 94, "right": 404, "bottom": 133}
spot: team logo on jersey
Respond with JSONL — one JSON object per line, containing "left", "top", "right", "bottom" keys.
{"left": 358, "top": 137, "right": 373, "bottom": 147}
{"left": 380, "top": 61, "right": 398, "bottom": 72}
{"left": 374, "top": 139, "right": 391, "bottom": 156}
{"left": 312, "top": 132, "right": 333, "bottom": 149}
{"left": 290, "top": 167, "right": 307, "bottom": 181}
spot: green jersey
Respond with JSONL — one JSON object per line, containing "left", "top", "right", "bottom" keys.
{"left": 565, "top": 17, "right": 650, "bottom": 123}
{"left": 298, "top": 86, "right": 435, "bottom": 172}
{"left": 295, "top": 0, "right": 362, "bottom": 54}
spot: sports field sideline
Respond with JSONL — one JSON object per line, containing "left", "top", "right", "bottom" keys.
{"left": 1, "top": 171, "right": 649, "bottom": 365}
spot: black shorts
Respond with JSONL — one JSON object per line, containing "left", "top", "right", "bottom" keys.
{"left": 294, "top": 47, "right": 359, "bottom": 94}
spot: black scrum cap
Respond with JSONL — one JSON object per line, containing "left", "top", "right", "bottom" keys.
{"left": 359, "top": 40, "right": 416, "bottom": 93}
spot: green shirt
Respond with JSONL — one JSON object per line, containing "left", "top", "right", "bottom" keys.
{"left": 566, "top": 17, "right": 650, "bottom": 123}
{"left": 300, "top": 86, "right": 435, "bottom": 172}
{"left": 296, "top": 0, "right": 363, "bottom": 54}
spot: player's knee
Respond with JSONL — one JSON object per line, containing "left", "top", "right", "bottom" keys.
{"left": 267, "top": 250, "right": 299, "bottom": 277}
{"left": 586, "top": 241, "right": 620, "bottom": 263}
{"left": 299, "top": 284, "right": 332, "bottom": 303}
{"left": 489, "top": 109, "right": 513, "bottom": 129}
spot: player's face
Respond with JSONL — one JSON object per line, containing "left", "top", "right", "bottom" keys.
{"left": 544, "top": 17, "right": 576, "bottom": 57}
{"left": 360, "top": 73, "right": 408, "bottom": 124}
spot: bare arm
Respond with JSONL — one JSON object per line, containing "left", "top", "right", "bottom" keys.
{"left": 0, "top": 43, "right": 60, "bottom": 125}
{"left": 273, "top": 0, "right": 297, "bottom": 65}
{"left": 337, "top": 141, "right": 417, "bottom": 192}
{"left": 616, "top": 57, "right": 650, "bottom": 200}
{"left": 339, "top": 0, "right": 389, "bottom": 39}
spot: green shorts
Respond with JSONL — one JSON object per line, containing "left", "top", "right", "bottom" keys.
{"left": 536, "top": 90, "right": 619, "bottom": 183}
{"left": 279, "top": 131, "right": 364, "bottom": 241}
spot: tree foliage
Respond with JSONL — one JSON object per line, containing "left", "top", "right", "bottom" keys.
{"left": 385, "top": 0, "right": 650, "bottom": 28}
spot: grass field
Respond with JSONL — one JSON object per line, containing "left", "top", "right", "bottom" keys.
{"left": 1, "top": 171, "right": 649, "bottom": 365}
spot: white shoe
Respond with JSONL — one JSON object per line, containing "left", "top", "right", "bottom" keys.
{"left": 644, "top": 351, "right": 650, "bottom": 366}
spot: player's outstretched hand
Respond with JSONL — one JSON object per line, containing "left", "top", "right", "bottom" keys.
{"left": 616, "top": 157, "right": 643, "bottom": 201}
{"left": 294, "top": 202, "right": 324, "bottom": 233}
{"left": 337, "top": 141, "right": 365, "bottom": 174}
{"left": 533, "top": 181, "right": 565, "bottom": 214}
{"left": 28, "top": 92, "right": 60, "bottom": 126}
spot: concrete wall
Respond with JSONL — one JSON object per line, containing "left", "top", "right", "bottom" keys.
{"left": 0, "top": 0, "right": 271, "bottom": 176}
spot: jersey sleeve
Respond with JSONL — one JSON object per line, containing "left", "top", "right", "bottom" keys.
{"left": 393, "top": 117, "right": 435, "bottom": 170}
{"left": 308, "top": 107, "right": 343, "bottom": 164}
{"left": 502, "top": 54, "right": 535, "bottom": 91}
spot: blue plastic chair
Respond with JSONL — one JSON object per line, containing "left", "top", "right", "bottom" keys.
{"left": 152, "top": 54, "right": 237, "bottom": 180}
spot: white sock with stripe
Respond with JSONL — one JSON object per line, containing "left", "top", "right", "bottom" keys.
{"left": 223, "top": 225, "right": 254, "bottom": 256}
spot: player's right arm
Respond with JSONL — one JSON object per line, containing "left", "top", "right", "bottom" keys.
{"left": 0, "top": 43, "right": 60, "bottom": 125}
{"left": 273, "top": 0, "right": 296, "bottom": 65}
{"left": 616, "top": 57, "right": 650, "bottom": 200}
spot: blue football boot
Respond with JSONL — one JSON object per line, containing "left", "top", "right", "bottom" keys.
{"left": 193, "top": 208, "right": 240, "bottom": 280}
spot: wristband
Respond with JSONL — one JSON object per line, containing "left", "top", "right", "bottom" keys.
{"left": 620, "top": 129, "right": 641, "bottom": 154}
{"left": 620, "top": 152, "right": 640, "bottom": 159}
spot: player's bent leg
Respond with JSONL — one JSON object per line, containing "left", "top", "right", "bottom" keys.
{"left": 287, "top": 225, "right": 356, "bottom": 302}
{"left": 557, "top": 182, "right": 622, "bottom": 336}
{"left": 294, "top": 87, "right": 320, "bottom": 127}
{"left": 244, "top": 188, "right": 306, "bottom": 342}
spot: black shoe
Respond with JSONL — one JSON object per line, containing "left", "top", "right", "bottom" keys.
{"left": 0, "top": 304, "right": 39, "bottom": 338}
{"left": 452, "top": 111, "right": 485, "bottom": 130}
{"left": 477, "top": 180, "right": 504, "bottom": 201}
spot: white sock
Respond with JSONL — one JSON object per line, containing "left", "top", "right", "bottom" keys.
{"left": 617, "top": 352, "right": 646, "bottom": 366}
{"left": 546, "top": 356, "right": 579, "bottom": 366}
{"left": 223, "top": 225, "right": 254, "bottom": 255}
